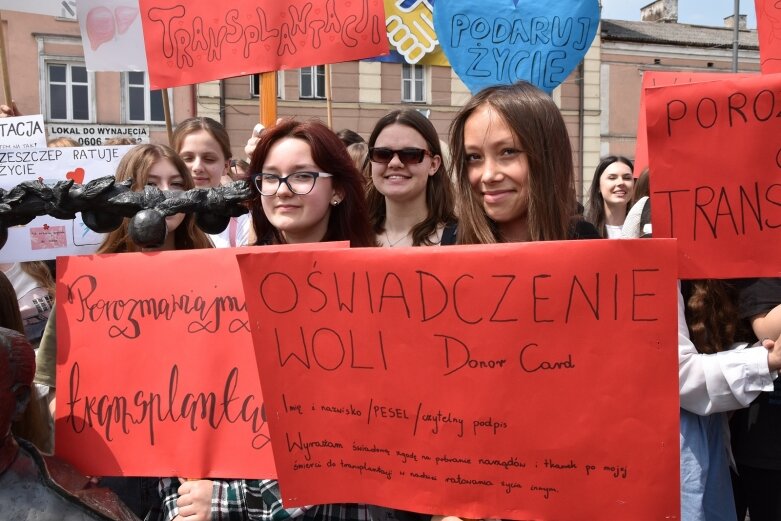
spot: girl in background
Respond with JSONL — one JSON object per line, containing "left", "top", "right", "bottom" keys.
{"left": 585, "top": 156, "right": 635, "bottom": 238}
{"left": 172, "top": 116, "right": 251, "bottom": 248}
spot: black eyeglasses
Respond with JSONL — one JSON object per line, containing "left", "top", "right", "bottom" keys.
{"left": 368, "top": 147, "right": 431, "bottom": 165}
{"left": 251, "top": 171, "right": 333, "bottom": 196}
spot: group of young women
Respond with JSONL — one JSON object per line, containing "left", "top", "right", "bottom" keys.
{"left": 11, "top": 79, "right": 781, "bottom": 521}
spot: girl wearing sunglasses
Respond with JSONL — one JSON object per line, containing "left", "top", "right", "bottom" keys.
{"left": 367, "top": 109, "right": 457, "bottom": 247}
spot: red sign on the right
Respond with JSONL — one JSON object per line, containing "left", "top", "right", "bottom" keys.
{"left": 646, "top": 73, "right": 781, "bottom": 279}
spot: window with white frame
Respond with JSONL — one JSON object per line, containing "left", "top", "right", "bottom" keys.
{"left": 47, "top": 62, "right": 91, "bottom": 121}
{"left": 299, "top": 65, "right": 325, "bottom": 100}
{"left": 402, "top": 63, "right": 426, "bottom": 103}
{"left": 125, "top": 71, "right": 165, "bottom": 123}
{"left": 251, "top": 72, "right": 284, "bottom": 99}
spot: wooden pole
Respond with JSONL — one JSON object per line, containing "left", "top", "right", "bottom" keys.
{"left": 0, "top": 12, "right": 14, "bottom": 107}
{"left": 325, "top": 64, "right": 333, "bottom": 129}
{"left": 260, "top": 71, "right": 277, "bottom": 128}
{"left": 161, "top": 88, "right": 173, "bottom": 146}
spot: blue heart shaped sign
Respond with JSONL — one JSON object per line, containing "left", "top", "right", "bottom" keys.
{"left": 433, "top": 0, "right": 599, "bottom": 93}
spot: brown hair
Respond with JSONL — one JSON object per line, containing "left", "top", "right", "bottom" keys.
{"left": 346, "top": 142, "right": 369, "bottom": 177}
{"left": 172, "top": 117, "right": 232, "bottom": 161}
{"left": 104, "top": 137, "right": 137, "bottom": 146}
{"left": 0, "top": 281, "right": 50, "bottom": 452}
{"left": 18, "top": 262, "right": 54, "bottom": 296}
{"left": 96, "top": 144, "right": 212, "bottom": 253}
{"left": 248, "top": 119, "right": 374, "bottom": 247}
{"left": 585, "top": 155, "right": 634, "bottom": 237}
{"left": 633, "top": 167, "right": 650, "bottom": 205}
{"left": 367, "top": 109, "right": 456, "bottom": 246}
{"left": 47, "top": 137, "right": 79, "bottom": 147}
{"left": 449, "top": 81, "right": 576, "bottom": 244}
{"left": 684, "top": 280, "right": 739, "bottom": 354}
{"left": 0, "top": 272, "right": 23, "bottom": 334}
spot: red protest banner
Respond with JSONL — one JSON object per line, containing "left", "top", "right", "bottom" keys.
{"left": 139, "top": 0, "right": 389, "bottom": 89}
{"left": 646, "top": 74, "right": 781, "bottom": 279}
{"left": 756, "top": 0, "right": 781, "bottom": 74}
{"left": 634, "top": 71, "right": 753, "bottom": 177}
{"left": 55, "top": 243, "right": 347, "bottom": 478}
{"left": 236, "top": 240, "right": 680, "bottom": 521}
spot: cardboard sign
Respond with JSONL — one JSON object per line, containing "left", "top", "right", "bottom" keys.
{"left": 139, "top": 0, "right": 389, "bottom": 90}
{"left": 0, "top": 146, "right": 132, "bottom": 263}
{"left": 633, "top": 71, "right": 753, "bottom": 177}
{"left": 432, "top": 0, "right": 599, "bottom": 93}
{"left": 55, "top": 243, "right": 347, "bottom": 478}
{"left": 756, "top": 0, "right": 781, "bottom": 74}
{"left": 0, "top": 115, "right": 47, "bottom": 149}
{"left": 646, "top": 74, "right": 781, "bottom": 279}
{"left": 77, "top": 0, "right": 148, "bottom": 72}
{"left": 237, "top": 240, "right": 680, "bottom": 521}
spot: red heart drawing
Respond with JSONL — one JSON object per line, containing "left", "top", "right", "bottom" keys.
{"left": 66, "top": 167, "right": 85, "bottom": 184}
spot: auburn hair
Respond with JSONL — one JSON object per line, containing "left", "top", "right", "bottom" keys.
{"left": 247, "top": 119, "right": 375, "bottom": 247}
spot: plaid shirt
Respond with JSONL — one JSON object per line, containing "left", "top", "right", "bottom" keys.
{"left": 148, "top": 478, "right": 372, "bottom": 521}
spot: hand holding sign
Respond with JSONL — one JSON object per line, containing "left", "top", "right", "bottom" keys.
{"left": 433, "top": 0, "right": 599, "bottom": 93}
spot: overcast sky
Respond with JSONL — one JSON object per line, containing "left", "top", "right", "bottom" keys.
{"left": 601, "top": 0, "right": 757, "bottom": 29}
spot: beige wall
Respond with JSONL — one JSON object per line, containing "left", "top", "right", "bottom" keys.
{"left": 1, "top": 11, "right": 193, "bottom": 145}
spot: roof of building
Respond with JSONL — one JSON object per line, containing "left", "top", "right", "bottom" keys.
{"left": 601, "top": 19, "right": 758, "bottom": 50}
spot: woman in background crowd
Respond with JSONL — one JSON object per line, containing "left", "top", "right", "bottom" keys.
{"left": 172, "top": 116, "right": 250, "bottom": 248}
{"left": 585, "top": 156, "right": 635, "bottom": 238}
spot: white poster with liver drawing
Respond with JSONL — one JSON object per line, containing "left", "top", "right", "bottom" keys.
{"left": 76, "top": 0, "right": 147, "bottom": 71}
{"left": 0, "top": 145, "right": 132, "bottom": 263}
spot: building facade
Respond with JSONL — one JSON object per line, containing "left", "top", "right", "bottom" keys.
{"left": 0, "top": 0, "right": 761, "bottom": 203}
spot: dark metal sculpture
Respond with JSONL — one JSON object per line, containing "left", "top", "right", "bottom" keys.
{"left": 0, "top": 327, "right": 139, "bottom": 520}
{"left": 0, "top": 177, "right": 252, "bottom": 249}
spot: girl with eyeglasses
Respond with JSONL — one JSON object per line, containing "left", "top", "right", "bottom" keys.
{"left": 172, "top": 117, "right": 251, "bottom": 248}
{"left": 367, "top": 109, "right": 457, "bottom": 247}
{"left": 153, "top": 120, "right": 374, "bottom": 521}
{"left": 248, "top": 118, "right": 374, "bottom": 246}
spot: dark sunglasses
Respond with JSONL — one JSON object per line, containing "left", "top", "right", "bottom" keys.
{"left": 368, "top": 147, "right": 431, "bottom": 165}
